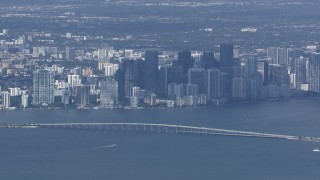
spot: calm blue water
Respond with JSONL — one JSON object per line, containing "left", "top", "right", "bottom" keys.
{"left": 1, "top": 98, "right": 320, "bottom": 180}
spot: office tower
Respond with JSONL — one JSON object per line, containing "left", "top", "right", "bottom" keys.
{"left": 188, "top": 68, "right": 206, "bottom": 94}
{"left": 158, "top": 66, "right": 168, "bottom": 97}
{"left": 32, "top": 69, "right": 54, "bottom": 105}
{"left": 2, "top": 91, "right": 10, "bottom": 108}
{"left": 308, "top": 53, "right": 320, "bottom": 92}
{"left": 291, "top": 57, "right": 307, "bottom": 90}
{"left": 207, "top": 68, "right": 221, "bottom": 100}
{"left": 167, "top": 65, "right": 184, "bottom": 84}
{"left": 133, "top": 59, "right": 145, "bottom": 88}
{"left": 67, "top": 74, "right": 81, "bottom": 89}
{"left": 220, "top": 43, "right": 234, "bottom": 98}
{"left": 116, "top": 59, "right": 134, "bottom": 105}
{"left": 220, "top": 43, "right": 234, "bottom": 69}
{"left": 232, "top": 77, "right": 247, "bottom": 99}
{"left": 267, "top": 47, "right": 277, "bottom": 64}
{"left": 258, "top": 60, "right": 270, "bottom": 85}
{"left": 246, "top": 74, "right": 263, "bottom": 100}
{"left": 100, "top": 78, "right": 118, "bottom": 107}
{"left": 76, "top": 85, "right": 90, "bottom": 106}
{"left": 277, "top": 48, "right": 288, "bottom": 65}
{"left": 244, "top": 55, "right": 258, "bottom": 78}
{"left": 144, "top": 50, "right": 159, "bottom": 93}
{"left": 21, "top": 93, "right": 28, "bottom": 108}
{"left": 178, "top": 50, "right": 194, "bottom": 75}
{"left": 202, "top": 51, "right": 217, "bottom": 69}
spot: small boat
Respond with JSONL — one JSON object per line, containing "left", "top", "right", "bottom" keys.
{"left": 313, "top": 149, "right": 320, "bottom": 152}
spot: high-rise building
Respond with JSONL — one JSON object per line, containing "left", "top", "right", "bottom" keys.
{"left": 244, "top": 55, "right": 258, "bottom": 78}
{"left": 188, "top": 68, "right": 206, "bottom": 94}
{"left": 220, "top": 43, "right": 234, "bottom": 98}
{"left": 202, "top": 51, "right": 217, "bottom": 69}
{"left": 100, "top": 78, "right": 118, "bottom": 107}
{"left": 220, "top": 43, "right": 234, "bottom": 69}
{"left": 2, "top": 91, "right": 10, "bottom": 108}
{"left": 21, "top": 93, "right": 29, "bottom": 108}
{"left": 290, "top": 57, "right": 307, "bottom": 90}
{"left": 232, "top": 77, "right": 247, "bottom": 99}
{"left": 76, "top": 85, "right": 90, "bottom": 106}
{"left": 133, "top": 59, "right": 145, "bottom": 88}
{"left": 267, "top": 47, "right": 277, "bottom": 64}
{"left": 178, "top": 50, "right": 194, "bottom": 76}
{"left": 68, "top": 75, "right": 81, "bottom": 88}
{"left": 308, "top": 53, "right": 320, "bottom": 92}
{"left": 32, "top": 70, "right": 54, "bottom": 105}
{"left": 144, "top": 50, "right": 159, "bottom": 93}
{"left": 207, "top": 68, "right": 221, "bottom": 100}
{"left": 277, "top": 48, "right": 288, "bottom": 65}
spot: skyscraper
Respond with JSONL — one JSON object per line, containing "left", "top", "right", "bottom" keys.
{"left": 267, "top": 47, "right": 277, "bottom": 64}
{"left": 178, "top": 50, "right": 194, "bottom": 76}
{"left": 308, "top": 53, "right": 320, "bottom": 92}
{"left": 220, "top": 43, "right": 234, "bottom": 69}
{"left": 144, "top": 50, "right": 159, "bottom": 93}
{"left": 188, "top": 68, "right": 206, "bottom": 94}
{"left": 202, "top": 51, "right": 217, "bottom": 69}
{"left": 207, "top": 68, "right": 221, "bottom": 100}
{"left": 76, "top": 85, "right": 90, "bottom": 106}
{"left": 100, "top": 78, "right": 118, "bottom": 107}
{"left": 2, "top": 91, "right": 10, "bottom": 109}
{"left": 220, "top": 43, "right": 234, "bottom": 98}
{"left": 32, "top": 69, "right": 54, "bottom": 105}
{"left": 277, "top": 48, "right": 288, "bottom": 65}
{"left": 244, "top": 55, "right": 258, "bottom": 78}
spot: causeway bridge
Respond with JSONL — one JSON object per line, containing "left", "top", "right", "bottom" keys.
{"left": 1, "top": 123, "right": 320, "bottom": 143}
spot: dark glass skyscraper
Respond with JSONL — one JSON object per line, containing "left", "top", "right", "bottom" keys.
{"left": 178, "top": 50, "right": 194, "bottom": 75}
{"left": 144, "top": 50, "right": 159, "bottom": 93}
{"left": 202, "top": 51, "right": 217, "bottom": 69}
{"left": 220, "top": 43, "right": 234, "bottom": 98}
{"left": 220, "top": 43, "right": 234, "bottom": 68}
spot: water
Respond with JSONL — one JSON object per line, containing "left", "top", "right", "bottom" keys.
{"left": 1, "top": 98, "right": 320, "bottom": 180}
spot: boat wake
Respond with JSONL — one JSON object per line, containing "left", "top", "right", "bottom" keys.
{"left": 83, "top": 144, "right": 117, "bottom": 150}
{"left": 313, "top": 149, "right": 320, "bottom": 152}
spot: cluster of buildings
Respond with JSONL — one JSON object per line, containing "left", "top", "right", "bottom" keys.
{"left": 1, "top": 28, "right": 320, "bottom": 109}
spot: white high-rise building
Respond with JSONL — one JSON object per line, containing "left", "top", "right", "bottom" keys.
{"left": 21, "top": 94, "right": 28, "bottom": 108}
{"left": 104, "top": 63, "right": 119, "bottom": 76}
{"left": 67, "top": 75, "right": 81, "bottom": 88}
{"left": 2, "top": 91, "right": 10, "bottom": 109}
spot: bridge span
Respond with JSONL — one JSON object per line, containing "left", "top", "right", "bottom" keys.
{"left": 2, "top": 123, "right": 320, "bottom": 143}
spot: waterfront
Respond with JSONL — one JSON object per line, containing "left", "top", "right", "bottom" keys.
{"left": 1, "top": 99, "right": 320, "bottom": 179}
